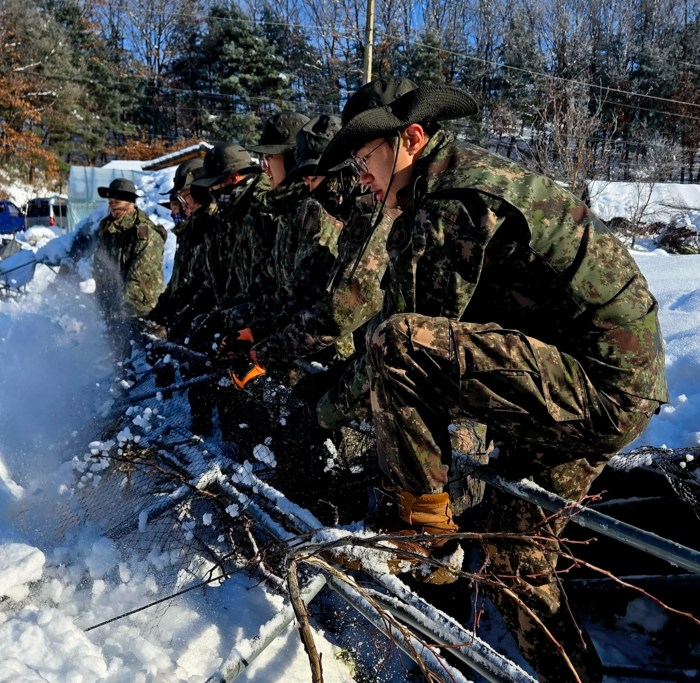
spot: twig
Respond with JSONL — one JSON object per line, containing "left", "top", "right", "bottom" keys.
{"left": 288, "top": 559, "right": 324, "bottom": 683}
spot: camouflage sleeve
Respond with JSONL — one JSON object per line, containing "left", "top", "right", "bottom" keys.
{"left": 221, "top": 200, "right": 343, "bottom": 335}
{"left": 253, "top": 212, "right": 394, "bottom": 369}
{"left": 123, "top": 224, "right": 165, "bottom": 318}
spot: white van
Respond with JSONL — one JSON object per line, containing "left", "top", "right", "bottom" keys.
{"left": 25, "top": 196, "right": 68, "bottom": 231}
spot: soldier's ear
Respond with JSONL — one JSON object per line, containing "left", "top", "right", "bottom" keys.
{"left": 402, "top": 124, "right": 426, "bottom": 157}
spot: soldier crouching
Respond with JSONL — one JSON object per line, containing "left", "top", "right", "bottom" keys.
{"left": 317, "top": 77, "right": 669, "bottom": 683}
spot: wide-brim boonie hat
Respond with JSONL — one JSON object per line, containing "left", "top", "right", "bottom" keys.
{"left": 160, "top": 158, "right": 204, "bottom": 195}
{"left": 97, "top": 178, "right": 139, "bottom": 203}
{"left": 247, "top": 112, "right": 310, "bottom": 155}
{"left": 317, "top": 79, "right": 477, "bottom": 174}
{"left": 193, "top": 143, "right": 261, "bottom": 189}
{"left": 282, "top": 115, "right": 349, "bottom": 185}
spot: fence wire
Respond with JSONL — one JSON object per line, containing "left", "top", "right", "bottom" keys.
{"left": 609, "top": 445, "right": 700, "bottom": 520}
{"left": 56, "top": 346, "right": 379, "bottom": 634}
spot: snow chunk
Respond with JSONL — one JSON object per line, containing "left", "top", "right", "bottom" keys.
{"left": 85, "top": 537, "right": 118, "bottom": 579}
{"left": 0, "top": 607, "right": 108, "bottom": 682}
{"left": 253, "top": 444, "right": 277, "bottom": 468}
{"left": 226, "top": 504, "right": 240, "bottom": 518}
{"left": 0, "top": 543, "right": 45, "bottom": 599}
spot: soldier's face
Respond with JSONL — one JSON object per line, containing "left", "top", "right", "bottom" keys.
{"left": 263, "top": 154, "right": 286, "bottom": 188}
{"left": 178, "top": 189, "right": 195, "bottom": 218}
{"left": 352, "top": 126, "right": 428, "bottom": 209}
{"left": 303, "top": 175, "right": 325, "bottom": 192}
{"left": 108, "top": 199, "right": 135, "bottom": 220}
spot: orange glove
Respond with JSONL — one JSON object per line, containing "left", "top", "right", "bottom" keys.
{"left": 231, "top": 349, "right": 266, "bottom": 389}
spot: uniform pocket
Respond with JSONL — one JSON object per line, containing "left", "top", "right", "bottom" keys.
{"left": 525, "top": 337, "right": 589, "bottom": 422}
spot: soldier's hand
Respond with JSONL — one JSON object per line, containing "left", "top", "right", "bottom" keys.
{"left": 217, "top": 328, "right": 255, "bottom": 362}
{"left": 230, "top": 349, "right": 266, "bottom": 389}
{"left": 189, "top": 311, "right": 224, "bottom": 351}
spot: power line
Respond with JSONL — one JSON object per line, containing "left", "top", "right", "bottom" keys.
{"left": 405, "top": 37, "right": 700, "bottom": 112}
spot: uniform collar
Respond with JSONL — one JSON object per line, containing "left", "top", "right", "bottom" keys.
{"left": 396, "top": 130, "right": 453, "bottom": 212}
{"left": 103, "top": 207, "right": 140, "bottom": 233}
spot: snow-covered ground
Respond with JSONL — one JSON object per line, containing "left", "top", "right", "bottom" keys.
{"left": 0, "top": 172, "right": 698, "bottom": 682}
{"left": 590, "top": 180, "right": 700, "bottom": 229}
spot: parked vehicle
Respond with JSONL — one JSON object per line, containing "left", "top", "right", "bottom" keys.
{"left": 25, "top": 196, "right": 68, "bottom": 231}
{"left": 0, "top": 200, "right": 26, "bottom": 233}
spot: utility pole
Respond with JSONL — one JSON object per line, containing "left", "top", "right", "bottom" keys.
{"left": 363, "top": 0, "right": 375, "bottom": 84}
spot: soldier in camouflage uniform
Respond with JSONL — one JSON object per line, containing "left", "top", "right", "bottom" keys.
{"left": 316, "top": 78, "right": 669, "bottom": 683}
{"left": 229, "top": 113, "right": 310, "bottom": 301}
{"left": 93, "top": 178, "right": 166, "bottom": 359}
{"left": 202, "top": 116, "right": 364, "bottom": 384}
{"left": 149, "top": 158, "right": 206, "bottom": 335}
{"left": 177, "top": 143, "right": 264, "bottom": 327}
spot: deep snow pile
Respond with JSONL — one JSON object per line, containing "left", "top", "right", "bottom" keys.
{"left": 0, "top": 176, "right": 699, "bottom": 680}
{"left": 0, "top": 172, "right": 361, "bottom": 683}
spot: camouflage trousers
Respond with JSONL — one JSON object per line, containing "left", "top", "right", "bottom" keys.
{"left": 368, "top": 313, "right": 659, "bottom": 683}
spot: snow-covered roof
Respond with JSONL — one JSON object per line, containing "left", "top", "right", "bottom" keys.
{"left": 101, "top": 160, "right": 145, "bottom": 171}
{"left": 141, "top": 142, "right": 213, "bottom": 171}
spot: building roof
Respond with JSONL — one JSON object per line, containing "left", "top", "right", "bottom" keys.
{"left": 141, "top": 142, "right": 214, "bottom": 171}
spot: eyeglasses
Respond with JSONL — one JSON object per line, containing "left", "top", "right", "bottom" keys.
{"left": 261, "top": 155, "right": 271, "bottom": 170}
{"left": 176, "top": 191, "right": 190, "bottom": 205}
{"left": 352, "top": 139, "right": 388, "bottom": 174}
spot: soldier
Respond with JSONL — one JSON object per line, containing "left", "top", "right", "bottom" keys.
{"left": 314, "top": 77, "right": 669, "bottom": 682}
{"left": 229, "top": 112, "right": 310, "bottom": 300}
{"left": 196, "top": 116, "right": 364, "bottom": 384}
{"left": 149, "top": 158, "right": 206, "bottom": 334}
{"left": 93, "top": 178, "right": 166, "bottom": 359}
{"left": 189, "top": 142, "right": 263, "bottom": 311}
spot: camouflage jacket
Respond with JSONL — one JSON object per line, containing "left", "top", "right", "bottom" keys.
{"left": 149, "top": 205, "right": 212, "bottom": 326}
{"left": 380, "top": 130, "right": 669, "bottom": 406}
{"left": 253, "top": 200, "right": 393, "bottom": 370}
{"left": 221, "top": 177, "right": 362, "bottom": 340}
{"left": 231, "top": 179, "right": 307, "bottom": 303}
{"left": 174, "top": 175, "right": 267, "bottom": 328}
{"left": 93, "top": 207, "right": 165, "bottom": 320}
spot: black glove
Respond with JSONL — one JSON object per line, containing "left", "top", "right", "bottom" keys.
{"left": 189, "top": 310, "right": 224, "bottom": 351}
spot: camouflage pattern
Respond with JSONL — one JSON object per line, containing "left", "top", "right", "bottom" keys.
{"left": 381, "top": 129, "right": 668, "bottom": 404}
{"left": 230, "top": 177, "right": 305, "bottom": 303}
{"left": 486, "top": 442, "right": 609, "bottom": 683}
{"left": 368, "top": 313, "right": 657, "bottom": 682}
{"left": 251, "top": 205, "right": 394, "bottom": 371}
{"left": 365, "top": 130, "right": 668, "bottom": 683}
{"left": 220, "top": 177, "right": 362, "bottom": 358}
{"left": 93, "top": 207, "right": 165, "bottom": 321}
{"left": 149, "top": 204, "right": 212, "bottom": 330}
{"left": 206, "top": 173, "right": 266, "bottom": 306}
{"left": 368, "top": 313, "right": 656, "bottom": 492}
{"left": 174, "top": 174, "right": 266, "bottom": 329}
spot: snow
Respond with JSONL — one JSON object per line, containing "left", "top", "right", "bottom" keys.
{"left": 0, "top": 180, "right": 699, "bottom": 680}
{"left": 590, "top": 180, "right": 700, "bottom": 227}
{"left": 0, "top": 543, "right": 45, "bottom": 600}
{"left": 627, "top": 252, "right": 700, "bottom": 447}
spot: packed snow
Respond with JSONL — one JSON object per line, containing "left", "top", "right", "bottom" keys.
{"left": 0, "top": 171, "right": 698, "bottom": 681}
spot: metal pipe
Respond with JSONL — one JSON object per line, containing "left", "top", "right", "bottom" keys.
{"left": 224, "top": 482, "right": 472, "bottom": 683}
{"left": 457, "top": 454, "right": 700, "bottom": 575}
{"left": 363, "top": 588, "right": 536, "bottom": 683}
{"left": 239, "top": 472, "right": 535, "bottom": 683}
{"left": 122, "top": 372, "right": 220, "bottom": 405}
{"left": 142, "top": 333, "right": 209, "bottom": 362}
